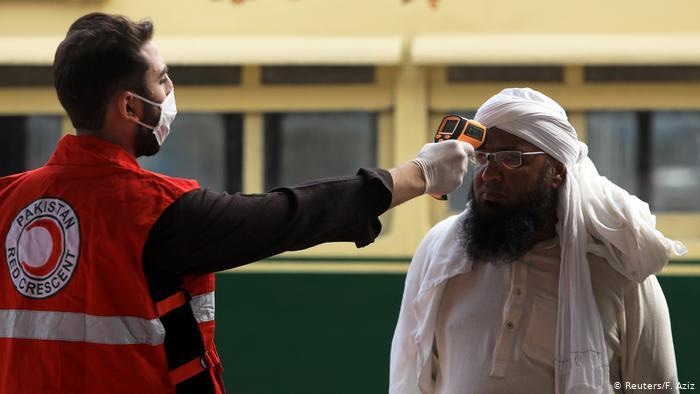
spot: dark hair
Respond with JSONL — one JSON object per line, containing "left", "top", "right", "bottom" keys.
{"left": 53, "top": 13, "right": 154, "bottom": 130}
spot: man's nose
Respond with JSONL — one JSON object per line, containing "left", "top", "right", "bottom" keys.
{"left": 479, "top": 159, "right": 503, "bottom": 183}
{"left": 166, "top": 75, "right": 174, "bottom": 92}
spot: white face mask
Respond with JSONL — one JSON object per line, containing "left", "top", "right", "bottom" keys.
{"left": 131, "top": 89, "right": 177, "bottom": 146}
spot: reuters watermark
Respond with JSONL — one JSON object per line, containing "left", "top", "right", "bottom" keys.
{"left": 613, "top": 381, "right": 696, "bottom": 391}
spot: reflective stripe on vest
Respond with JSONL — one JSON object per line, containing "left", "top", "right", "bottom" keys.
{"left": 0, "top": 309, "right": 165, "bottom": 345}
{"left": 190, "top": 291, "right": 215, "bottom": 323}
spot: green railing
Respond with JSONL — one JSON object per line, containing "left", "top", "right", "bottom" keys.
{"left": 215, "top": 261, "right": 700, "bottom": 393}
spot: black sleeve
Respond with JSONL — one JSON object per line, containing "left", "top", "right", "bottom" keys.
{"left": 142, "top": 168, "right": 393, "bottom": 275}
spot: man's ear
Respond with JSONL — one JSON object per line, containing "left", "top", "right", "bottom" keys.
{"left": 116, "top": 91, "right": 140, "bottom": 122}
{"left": 549, "top": 160, "right": 566, "bottom": 189}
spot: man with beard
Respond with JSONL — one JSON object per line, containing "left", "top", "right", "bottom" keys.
{"left": 461, "top": 144, "right": 559, "bottom": 265}
{"left": 390, "top": 88, "right": 686, "bottom": 394}
{"left": 0, "top": 13, "right": 473, "bottom": 394}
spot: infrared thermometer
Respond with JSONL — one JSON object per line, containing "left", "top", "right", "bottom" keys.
{"left": 434, "top": 114, "right": 486, "bottom": 147}
{"left": 432, "top": 114, "right": 487, "bottom": 200}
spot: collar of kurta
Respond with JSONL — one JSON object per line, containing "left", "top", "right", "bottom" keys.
{"left": 416, "top": 210, "right": 560, "bottom": 298}
{"left": 47, "top": 134, "right": 141, "bottom": 170}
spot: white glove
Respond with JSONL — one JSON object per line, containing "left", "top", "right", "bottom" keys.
{"left": 410, "top": 140, "right": 473, "bottom": 195}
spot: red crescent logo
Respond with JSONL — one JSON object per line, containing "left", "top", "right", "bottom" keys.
{"left": 6, "top": 198, "right": 80, "bottom": 299}
{"left": 20, "top": 218, "right": 64, "bottom": 278}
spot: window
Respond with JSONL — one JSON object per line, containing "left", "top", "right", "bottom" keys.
{"left": 447, "top": 66, "right": 564, "bottom": 83}
{"left": 0, "top": 66, "right": 53, "bottom": 87}
{"left": 587, "top": 111, "right": 700, "bottom": 211}
{"left": 264, "top": 112, "right": 377, "bottom": 190}
{"left": 584, "top": 65, "right": 700, "bottom": 82}
{"left": 139, "top": 113, "right": 243, "bottom": 192}
{"left": 262, "top": 66, "right": 375, "bottom": 85}
{"left": 168, "top": 66, "right": 241, "bottom": 86}
{"left": 586, "top": 112, "right": 640, "bottom": 194}
{"left": 0, "top": 115, "right": 61, "bottom": 176}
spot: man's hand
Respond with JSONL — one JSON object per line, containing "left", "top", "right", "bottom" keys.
{"left": 389, "top": 140, "right": 473, "bottom": 208}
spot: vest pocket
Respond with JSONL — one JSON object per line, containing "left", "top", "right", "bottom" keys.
{"left": 522, "top": 295, "right": 557, "bottom": 368}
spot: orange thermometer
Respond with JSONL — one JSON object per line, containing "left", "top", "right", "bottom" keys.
{"left": 432, "top": 114, "right": 487, "bottom": 200}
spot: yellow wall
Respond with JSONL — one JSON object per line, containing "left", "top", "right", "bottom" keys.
{"left": 1, "top": 0, "right": 699, "bottom": 261}
{"left": 2, "top": 0, "right": 700, "bottom": 36}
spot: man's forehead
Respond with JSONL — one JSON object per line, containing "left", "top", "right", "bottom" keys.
{"left": 140, "top": 41, "right": 166, "bottom": 73}
{"left": 480, "top": 127, "right": 540, "bottom": 151}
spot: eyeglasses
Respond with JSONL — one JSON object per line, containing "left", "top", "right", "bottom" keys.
{"left": 473, "top": 150, "right": 546, "bottom": 169}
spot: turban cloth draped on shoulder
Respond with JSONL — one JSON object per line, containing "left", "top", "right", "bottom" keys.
{"left": 474, "top": 88, "right": 687, "bottom": 394}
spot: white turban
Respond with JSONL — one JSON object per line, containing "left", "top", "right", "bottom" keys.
{"left": 474, "top": 88, "right": 687, "bottom": 394}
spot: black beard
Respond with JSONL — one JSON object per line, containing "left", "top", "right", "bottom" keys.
{"left": 133, "top": 106, "right": 161, "bottom": 158}
{"left": 459, "top": 176, "right": 558, "bottom": 265}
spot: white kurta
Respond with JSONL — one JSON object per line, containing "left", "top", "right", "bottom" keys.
{"left": 390, "top": 214, "right": 678, "bottom": 394}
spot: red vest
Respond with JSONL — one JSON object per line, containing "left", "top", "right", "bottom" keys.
{"left": 0, "top": 135, "right": 224, "bottom": 393}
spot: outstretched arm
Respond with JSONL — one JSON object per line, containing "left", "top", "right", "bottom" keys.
{"left": 143, "top": 140, "right": 472, "bottom": 275}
